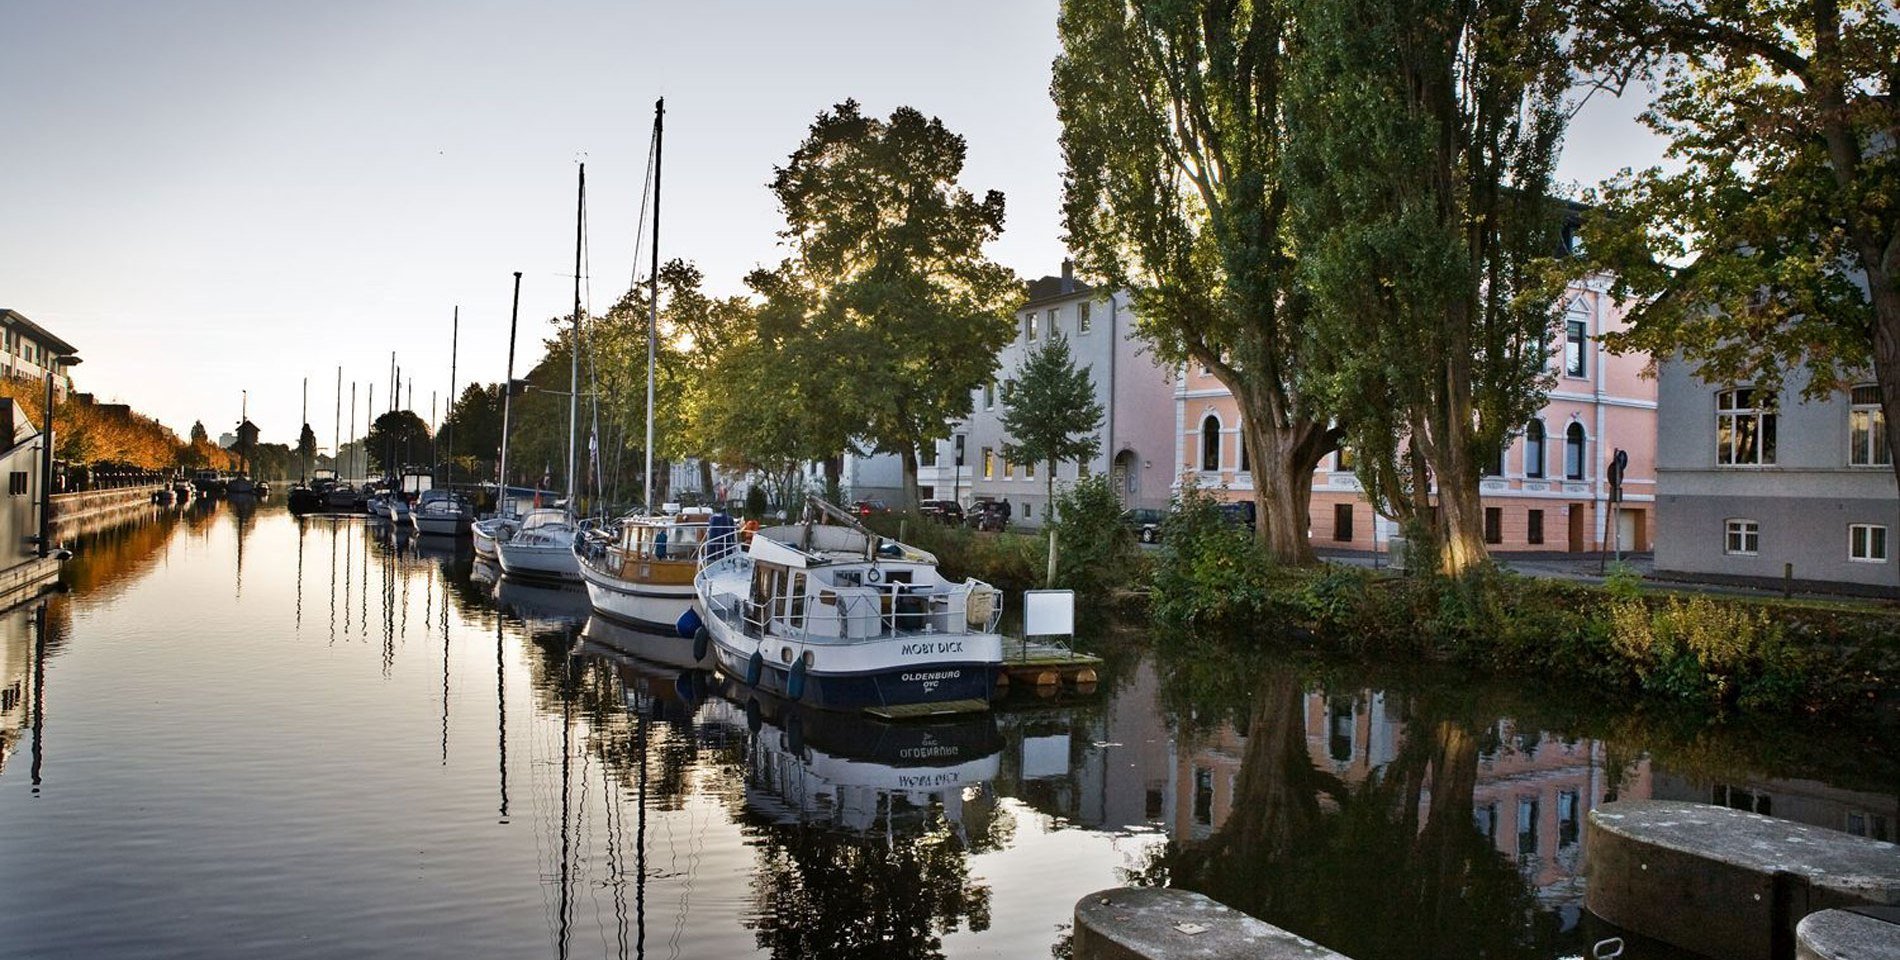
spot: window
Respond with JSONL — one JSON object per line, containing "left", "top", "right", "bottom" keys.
{"left": 1483, "top": 445, "right": 1505, "bottom": 477}
{"left": 1564, "top": 423, "right": 1587, "bottom": 480}
{"left": 1716, "top": 388, "right": 1777, "bottom": 465}
{"left": 1238, "top": 430, "right": 1250, "bottom": 472}
{"left": 1334, "top": 503, "right": 1354, "bottom": 542}
{"left": 1047, "top": 307, "right": 1059, "bottom": 336}
{"left": 1336, "top": 446, "right": 1355, "bottom": 471}
{"left": 1558, "top": 791, "right": 1581, "bottom": 848}
{"left": 1849, "top": 385, "right": 1890, "bottom": 466}
{"left": 1476, "top": 803, "right": 1499, "bottom": 842}
{"left": 983, "top": 380, "right": 995, "bottom": 410}
{"left": 6, "top": 471, "right": 26, "bottom": 496}
{"left": 1564, "top": 319, "right": 1587, "bottom": 376}
{"left": 1517, "top": 797, "right": 1540, "bottom": 856}
{"left": 920, "top": 443, "right": 938, "bottom": 467}
{"left": 1725, "top": 519, "right": 1759, "bottom": 556}
{"left": 1026, "top": 313, "right": 1038, "bottom": 342}
{"left": 1024, "top": 502, "right": 1033, "bottom": 519}
{"left": 1077, "top": 453, "right": 1090, "bottom": 479}
{"left": 1849, "top": 524, "right": 1888, "bottom": 563}
{"left": 1003, "top": 457, "right": 1014, "bottom": 480}
{"left": 1484, "top": 507, "right": 1503, "bottom": 544}
{"left": 1077, "top": 300, "right": 1092, "bottom": 334}
{"left": 1527, "top": 509, "right": 1544, "bottom": 545}
{"left": 981, "top": 447, "right": 994, "bottom": 480}
{"left": 1193, "top": 768, "right": 1214, "bottom": 826}
{"left": 1200, "top": 415, "right": 1221, "bottom": 471}
{"left": 1524, "top": 420, "right": 1546, "bottom": 478}
{"left": 1024, "top": 459, "right": 1035, "bottom": 480}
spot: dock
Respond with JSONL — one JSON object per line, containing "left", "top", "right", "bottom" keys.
{"left": 864, "top": 698, "right": 992, "bottom": 721}
{"left": 999, "top": 636, "right": 1103, "bottom": 692}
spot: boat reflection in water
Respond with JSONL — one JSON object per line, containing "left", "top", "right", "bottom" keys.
{"left": 582, "top": 611, "right": 714, "bottom": 671}
{"left": 493, "top": 573, "right": 591, "bottom": 627}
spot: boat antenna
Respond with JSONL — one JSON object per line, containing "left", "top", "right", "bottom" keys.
{"left": 644, "top": 98, "right": 663, "bottom": 514}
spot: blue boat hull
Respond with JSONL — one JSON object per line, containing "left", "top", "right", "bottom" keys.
{"left": 713, "top": 645, "right": 994, "bottom": 712}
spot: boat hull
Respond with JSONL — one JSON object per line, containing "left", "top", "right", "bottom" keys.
{"left": 577, "top": 561, "right": 696, "bottom": 635}
{"left": 414, "top": 513, "right": 471, "bottom": 537}
{"left": 701, "top": 607, "right": 997, "bottom": 712}
{"left": 496, "top": 538, "right": 580, "bottom": 582}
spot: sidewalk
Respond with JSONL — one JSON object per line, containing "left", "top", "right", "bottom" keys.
{"left": 1313, "top": 548, "right": 1898, "bottom": 607}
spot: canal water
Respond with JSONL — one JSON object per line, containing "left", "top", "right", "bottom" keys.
{"left": 0, "top": 501, "right": 1892, "bottom": 959}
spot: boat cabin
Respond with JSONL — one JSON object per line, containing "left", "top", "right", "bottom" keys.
{"left": 736, "top": 525, "right": 997, "bottom": 642}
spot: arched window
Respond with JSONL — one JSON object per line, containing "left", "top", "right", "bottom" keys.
{"left": 1524, "top": 420, "right": 1546, "bottom": 479}
{"left": 1564, "top": 422, "right": 1586, "bottom": 480}
{"left": 1201, "top": 415, "right": 1221, "bottom": 472}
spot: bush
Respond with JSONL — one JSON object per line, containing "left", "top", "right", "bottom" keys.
{"left": 1150, "top": 487, "right": 1274, "bottom": 630}
{"left": 744, "top": 485, "right": 768, "bottom": 519}
{"left": 865, "top": 512, "right": 1044, "bottom": 594}
{"left": 1607, "top": 595, "right": 1810, "bottom": 711}
{"left": 1050, "top": 476, "right": 1141, "bottom": 597}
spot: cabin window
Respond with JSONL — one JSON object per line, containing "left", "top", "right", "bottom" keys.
{"left": 788, "top": 572, "right": 807, "bottom": 626}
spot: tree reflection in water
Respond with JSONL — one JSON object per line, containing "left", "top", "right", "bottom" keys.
{"left": 1139, "top": 665, "right": 1574, "bottom": 960}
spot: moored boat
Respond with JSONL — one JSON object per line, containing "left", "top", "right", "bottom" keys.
{"left": 693, "top": 498, "right": 1004, "bottom": 713}
{"left": 576, "top": 508, "right": 716, "bottom": 635}
{"left": 412, "top": 489, "right": 473, "bottom": 536}
{"left": 495, "top": 508, "right": 580, "bottom": 582}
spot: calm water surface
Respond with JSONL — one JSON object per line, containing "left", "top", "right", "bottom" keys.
{"left": 0, "top": 501, "right": 1892, "bottom": 959}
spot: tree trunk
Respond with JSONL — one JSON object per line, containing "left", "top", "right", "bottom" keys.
{"left": 698, "top": 458, "right": 715, "bottom": 502}
{"left": 1045, "top": 459, "right": 1056, "bottom": 524}
{"left": 1240, "top": 414, "right": 1328, "bottom": 565}
{"left": 899, "top": 443, "right": 920, "bottom": 508}
{"left": 822, "top": 455, "right": 842, "bottom": 504}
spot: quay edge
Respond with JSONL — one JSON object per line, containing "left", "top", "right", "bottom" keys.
{"left": 1073, "top": 887, "right": 1352, "bottom": 960}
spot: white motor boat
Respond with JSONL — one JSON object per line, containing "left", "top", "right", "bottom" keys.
{"left": 412, "top": 490, "right": 473, "bottom": 537}
{"left": 495, "top": 508, "right": 581, "bottom": 582}
{"left": 693, "top": 499, "right": 1003, "bottom": 713}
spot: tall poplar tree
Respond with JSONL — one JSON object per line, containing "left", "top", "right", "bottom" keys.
{"left": 1054, "top": 0, "right": 1337, "bottom": 564}
{"left": 1288, "top": 0, "right": 1572, "bottom": 574}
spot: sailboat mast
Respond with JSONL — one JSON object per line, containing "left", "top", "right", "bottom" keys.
{"left": 447, "top": 305, "right": 458, "bottom": 487}
{"left": 568, "top": 163, "right": 584, "bottom": 513}
{"left": 645, "top": 99, "right": 663, "bottom": 510}
{"left": 499, "top": 272, "right": 521, "bottom": 512}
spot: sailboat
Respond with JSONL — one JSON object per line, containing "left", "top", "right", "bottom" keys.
{"left": 572, "top": 100, "right": 713, "bottom": 656}
{"left": 496, "top": 163, "right": 588, "bottom": 583}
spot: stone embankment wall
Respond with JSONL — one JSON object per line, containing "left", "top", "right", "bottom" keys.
{"left": 49, "top": 484, "right": 164, "bottom": 530}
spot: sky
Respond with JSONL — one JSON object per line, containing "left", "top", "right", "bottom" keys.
{"left": 0, "top": 0, "right": 1666, "bottom": 450}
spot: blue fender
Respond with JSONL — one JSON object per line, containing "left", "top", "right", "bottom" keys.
{"left": 787, "top": 656, "right": 808, "bottom": 702}
{"left": 675, "top": 608, "right": 702, "bottom": 639}
{"left": 745, "top": 650, "right": 764, "bottom": 688}
{"left": 692, "top": 626, "right": 710, "bottom": 662}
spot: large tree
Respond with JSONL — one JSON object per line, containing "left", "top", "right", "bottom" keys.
{"left": 296, "top": 423, "right": 318, "bottom": 478}
{"left": 1054, "top": 0, "right": 1336, "bottom": 564}
{"left": 363, "top": 410, "right": 431, "bottom": 476}
{"left": 1575, "top": 0, "right": 1900, "bottom": 494}
{"left": 999, "top": 334, "right": 1104, "bottom": 518}
{"left": 763, "top": 100, "right": 1022, "bottom": 506}
{"left": 1287, "top": 0, "right": 1572, "bottom": 574}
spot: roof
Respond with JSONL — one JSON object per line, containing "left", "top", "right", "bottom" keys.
{"left": 1022, "top": 274, "right": 1095, "bottom": 308}
{"left": 0, "top": 309, "right": 80, "bottom": 357}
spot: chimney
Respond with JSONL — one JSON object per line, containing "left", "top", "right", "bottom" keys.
{"left": 1060, "top": 258, "right": 1075, "bottom": 294}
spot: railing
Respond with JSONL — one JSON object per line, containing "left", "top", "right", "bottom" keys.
{"left": 696, "top": 548, "right": 1004, "bottom": 643}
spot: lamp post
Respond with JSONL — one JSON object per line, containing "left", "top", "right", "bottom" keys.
{"left": 39, "top": 354, "right": 80, "bottom": 558}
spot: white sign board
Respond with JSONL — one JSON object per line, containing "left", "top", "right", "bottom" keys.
{"left": 1022, "top": 589, "right": 1075, "bottom": 638}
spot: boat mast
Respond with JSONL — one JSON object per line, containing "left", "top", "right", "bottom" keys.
{"left": 447, "top": 305, "right": 457, "bottom": 489}
{"left": 333, "top": 367, "right": 342, "bottom": 478}
{"left": 568, "top": 163, "right": 584, "bottom": 515}
{"left": 645, "top": 98, "right": 663, "bottom": 511}
{"left": 499, "top": 271, "right": 521, "bottom": 513}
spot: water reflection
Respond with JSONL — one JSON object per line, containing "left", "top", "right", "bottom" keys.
{"left": 0, "top": 504, "right": 1890, "bottom": 960}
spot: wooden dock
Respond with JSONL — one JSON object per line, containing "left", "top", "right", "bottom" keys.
{"left": 998, "top": 637, "right": 1103, "bottom": 693}
{"left": 864, "top": 698, "right": 992, "bottom": 721}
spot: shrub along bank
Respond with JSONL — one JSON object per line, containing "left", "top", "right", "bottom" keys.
{"left": 1153, "top": 489, "right": 1898, "bottom": 720}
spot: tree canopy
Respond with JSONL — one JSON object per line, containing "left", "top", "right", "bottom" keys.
{"left": 363, "top": 410, "right": 432, "bottom": 476}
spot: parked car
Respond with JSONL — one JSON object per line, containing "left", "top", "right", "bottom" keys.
{"left": 918, "top": 499, "right": 965, "bottom": 525}
{"left": 1219, "top": 501, "right": 1257, "bottom": 534}
{"left": 1122, "top": 507, "right": 1167, "bottom": 544}
{"left": 852, "top": 499, "right": 890, "bottom": 517}
{"left": 967, "top": 498, "right": 1010, "bottom": 532}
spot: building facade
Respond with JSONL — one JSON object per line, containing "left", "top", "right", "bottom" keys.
{"left": 1654, "top": 359, "right": 1898, "bottom": 592}
{"left": 917, "top": 261, "right": 1176, "bottom": 526}
{"left": 1175, "top": 278, "right": 1657, "bottom": 553}
{"left": 0, "top": 310, "right": 78, "bottom": 402}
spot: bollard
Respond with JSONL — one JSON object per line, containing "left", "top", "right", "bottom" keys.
{"left": 1785, "top": 562, "right": 1795, "bottom": 599}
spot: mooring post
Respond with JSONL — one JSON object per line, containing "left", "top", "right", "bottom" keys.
{"left": 1046, "top": 528, "right": 1058, "bottom": 588}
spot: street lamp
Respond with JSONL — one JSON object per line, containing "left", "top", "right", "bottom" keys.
{"left": 39, "top": 354, "right": 80, "bottom": 558}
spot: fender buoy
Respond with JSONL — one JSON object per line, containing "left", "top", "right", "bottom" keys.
{"left": 744, "top": 697, "right": 762, "bottom": 734}
{"left": 784, "top": 712, "right": 805, "bottom": 755}
{"left": 692, "top": 626, "right": 710, "bottom": 662}
{"left": 788, "top": 657, "right": 808, "bottom": 702}
{"left": 745, "top": 650, "right": 764, "bottom": 687}
{"left": 675, "top": 608, "right": 702, "bottom": 639}
{"left": 674, "top": 672, "right": 699, "bottom": 704}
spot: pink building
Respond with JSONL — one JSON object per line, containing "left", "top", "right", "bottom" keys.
{"left": 1174, "top": 279, "right": 1658, "bottom": 553}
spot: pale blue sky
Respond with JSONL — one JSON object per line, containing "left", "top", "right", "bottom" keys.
{"left": 0, "top": 0, "right": 1661, "bottom": 446}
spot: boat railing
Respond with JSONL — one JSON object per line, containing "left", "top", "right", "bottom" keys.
{"left": 700, "top": 553, "right": 1003, "bottom": 642}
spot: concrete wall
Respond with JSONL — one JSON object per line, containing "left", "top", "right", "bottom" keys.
{"left": 1656, "top": 359, "right": 1899, "bottom": 591}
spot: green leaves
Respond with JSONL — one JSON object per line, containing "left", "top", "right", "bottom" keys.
{"left": 997, "top": 334, "right": 1104, "bottom": 487}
